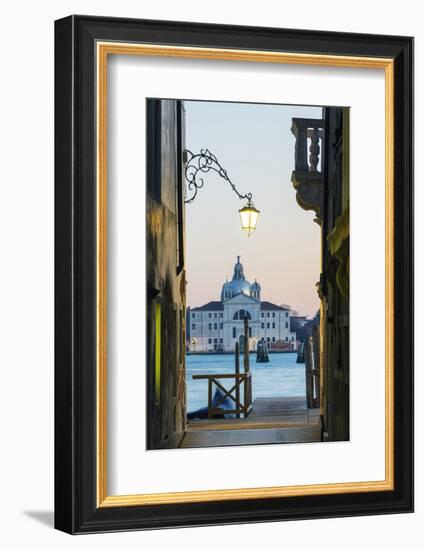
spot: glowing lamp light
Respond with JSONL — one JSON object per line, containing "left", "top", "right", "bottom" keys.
{"left": 239, "top": 201, "right": 260, "bottom": 237}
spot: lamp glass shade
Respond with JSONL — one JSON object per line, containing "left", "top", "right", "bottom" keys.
{"left": 239, "top": 204, "right": 260, "bottom": 236}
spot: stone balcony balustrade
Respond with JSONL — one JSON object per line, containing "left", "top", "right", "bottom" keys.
{"left": 291, "top": 117, "right": 324, "bottom": 224}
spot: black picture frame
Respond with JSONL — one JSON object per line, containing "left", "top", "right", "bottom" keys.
{"left": 55, "top": 15, "right": 413, "bottom": 534}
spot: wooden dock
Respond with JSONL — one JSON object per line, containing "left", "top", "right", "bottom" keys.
{"left": 180, "top": 396, "right": 321, "bottom": 448}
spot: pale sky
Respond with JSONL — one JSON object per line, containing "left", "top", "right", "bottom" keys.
{"left": 185, "top": 100, "right": 322, "bottom": 318}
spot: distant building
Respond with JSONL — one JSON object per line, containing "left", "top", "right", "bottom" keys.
{"left": 290, "top": 315, "right": 308, "bottom": 333}
{"left": 188, "top": 257, "right": 297, "bottom": 352}
{"left": 290, "top": 314, "right": 319, "bottom": 343}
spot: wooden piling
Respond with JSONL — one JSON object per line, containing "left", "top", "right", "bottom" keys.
{"left": 257, "top": 337, "right": 269, "bottom": 362}
{"left": 244, "top": 316, "right": 250, "bottom": 373}
{"left": 235, "top": 342, "right": 240, "bottom": 419}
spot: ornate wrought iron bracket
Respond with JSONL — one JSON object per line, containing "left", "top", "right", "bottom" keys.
{"left": 183, "top": 148, "right": 253, "bottom": 205}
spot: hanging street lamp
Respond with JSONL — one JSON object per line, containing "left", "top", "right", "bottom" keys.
{"left": 239, "top": 200, "right": 260, "bottom": 237}
{"left": 183, "top": 149, "right": 260, "bottom": 236}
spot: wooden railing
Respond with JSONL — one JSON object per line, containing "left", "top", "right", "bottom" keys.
{"left": 192, "top": 373, "right": 252, "bottom": 418}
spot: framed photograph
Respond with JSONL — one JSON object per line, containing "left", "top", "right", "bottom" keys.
{"left": 54, "top": 15, "right": 413, "bottom": 533}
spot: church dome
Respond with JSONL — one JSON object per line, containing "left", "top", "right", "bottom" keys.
{"left": 228, "top": 278, "right": 251, "bottom": 296}
{"left": 251, "top": 279, "right": 261, "bottom": 299}
{"left": 221, "top": 280, "right": 232, "bottom": 301}
{"left": 233, "top": 257, "right": 245, "bottom": 280}
{"left": 221, "top": 256, "right": 253, "bottom": 301}
{"left": 251, "top": 280, "right": 261, "bottom": 291}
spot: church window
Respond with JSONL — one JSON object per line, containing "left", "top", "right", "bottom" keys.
{"left": 267, "top": 322, "right": 270, "bottom": 329}
{"left": 267, "top": 337, "right": 270, "bottom": 343}
{"left": 214, "top": 313, "right": 217, "bottom": 318}
{"left": 272, "top": 312, "right": 275, "bottom": 318}
{"left": 208, "top": 338, "right": 212, "bottom": 344}
{"left": 272, "top": 337, "right": 276, "bottom": 342}
{"left": 272, "top": 322, "right": 275, "bottom": 328}
{"left": 261, "top": 323, "right": 264, "bottom": 329}
{"left": 233, "top": 309, "right": 251, "bottom": 320}
{"left": 285, "top": 322, "right": 288, "bottom": 328}
{"left": 261, "top": 312, "right": 264, "bottom": 318}
{"left": 220, "top": 323, "right": 223, "bottom": 329}
{"left": 192, "top": 313, "right": 195, "bottom": 318}
{"left": 192, "top": 323, "right": 196, "bottom": 330}
{"left": 208, "top": 313, "right": 212, "bottom": 318}
{"left": 208, "top": 323, "right": 212, "bottom": 330}
{"left": 285, "top": 337, "right": 288, "bottom": 342}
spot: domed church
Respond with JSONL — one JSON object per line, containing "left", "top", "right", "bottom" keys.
{"left": 220, "top": 256, "right": 261, "bottom": 301}
{"left": 188, "top": 257, "right": 297, "bottom": 352}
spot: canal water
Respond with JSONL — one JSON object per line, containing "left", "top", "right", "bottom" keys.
{"left": 186, "top": 352, "right": 306, "bottom": 414}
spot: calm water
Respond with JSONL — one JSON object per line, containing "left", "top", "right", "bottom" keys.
{"left": 186, "top": 353, "right": 305, "bottom": 413}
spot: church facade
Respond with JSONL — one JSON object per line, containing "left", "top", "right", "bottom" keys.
{"left": 188, "top": 257, "right": 297, "bottom": 352}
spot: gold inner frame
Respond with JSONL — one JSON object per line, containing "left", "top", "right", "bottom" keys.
{"left": 96, "top": 42, "right": 395, "bottom": 508}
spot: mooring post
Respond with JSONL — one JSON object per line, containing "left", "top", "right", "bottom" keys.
{"left": 257, "top": 337, "right": 270, "bottom": 362}
{"left": 235, "top": 342, "right": 240, "bottom": 418}
{"left": 244, "top": 316, "right": 250, "bottom": 373}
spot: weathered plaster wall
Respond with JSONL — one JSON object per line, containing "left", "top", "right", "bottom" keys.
{"left": 146, "top": 100, "right": 187, "bottom": 449}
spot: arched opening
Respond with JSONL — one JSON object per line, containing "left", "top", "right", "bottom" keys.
{"left": 233, "top": 309, "right": 251, "bottom": 320}
{"left": 239, "top": 334, "right": 245, "bottom": 349}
